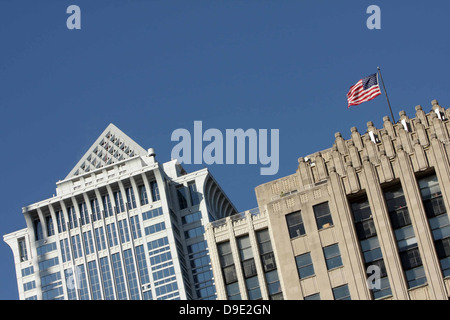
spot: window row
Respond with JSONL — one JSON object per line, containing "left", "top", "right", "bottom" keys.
{"left": 176, "top": 182, "right": 201, "bottom": 210}
{"left": 57, "top": 218, "right": 144, "bottom": 263}
{"left": 285, "top": 202, "right": 334, "bottom": 239}
{"left": 295, "top": 243, "right": 343, "bottom": 279}
{"left": 217, "top": 229, "right": 283, "bottom": 300}
{"left": 63, "top": 246, "right": 151, "bottom": 300}
{"left": 33, "top": 182, "right": 160, "bottom": 240}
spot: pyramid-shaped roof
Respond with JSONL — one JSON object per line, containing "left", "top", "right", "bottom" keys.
{"left": 65, "top": 123, "right": 147, "bottom": 179}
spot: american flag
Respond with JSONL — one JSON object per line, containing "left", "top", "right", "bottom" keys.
{"left": 347, "top": 73, "right": 382, "bottom": 108}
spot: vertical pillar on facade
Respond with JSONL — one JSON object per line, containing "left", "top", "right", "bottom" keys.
{"left": 361, "top": 156, "right": 410, "bottom": 300}
{"left": 227, "top": 218, "right": 248, "bottom": 300}
{"left": 328, "top": 168, "right": 371, "bottom": 300}
{"left": 205, "top": 225, "right": 227, "bottom": 300}
{"left": 395, "top": 145, "right": 447, "bottom": 299}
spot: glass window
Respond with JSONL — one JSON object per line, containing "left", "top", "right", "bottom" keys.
{"left": 39, "top": 257, "right": 59, "bottom": 271}
{"left": 118, "top": 219, "right": 131, "bottom": 244}
{"left": 385, "top": 185, "right": 426, "bottom": 289}
{"left": 83, "top": 230, "right": 94, "bottom": 255}
{"left": 56, "top": 210, "right": 66, "bottom": 233}
{"left": 150, "top": 181, "right": 161, "bottom": 202}
{"left": 21, "top": 266, "right": 34, "bottom": 277}
{"left": 79, "top": 202, "right": 90, "bottom": 225}
{"left": 184, "top": 226, "right": 204, "bottom": 239}
{"left": 102, "top": 194, "right": 113, "bottom": 217}
{"left": 182, "top": 211, "right": 202, "bottom": 225}
{"left": 60, "top": 238, "right": 71, "bottom": 263}
{"left": 125, "top": 187, "right": 137, "bottom": 209}
{"left": 295, "top": 253, "right": 315, "bottom": 279}
{"left": 23, "top": 280, "right": 36, "bottom": 292}
{"left": 218, "top": 241, "right": 239, "bottom": 296}
{"left": 67, "top": 206, "right": 78, "bottom": 229}
{"left": 76, "top": 264, "right": 90, "bottom": 300}
{"left": 142, "top": 207, "right": 163, "bottom": 220}
{"left": 144, "top": 221, "right": 166, "bottom": 236}
{"left": 37, "top": 242, "right": 57, "bottom": 256}
{"left": 286, "top": 211, "right": 305, "bottom": 238}
{"left": 106, "top": 223, "right": 118, "bottom": 247}
{"left": 123, "top": 249, "right": 140, "bottom": 300}
{"left": 305, "top": 293, "right": 321, "bottom": 300}
{"left": 419, "top": 174, "right": 450, "bottom": 278}
{"left": 99, "top": 257, "right": 115, "bottom": 300}
{"left": 64, "top": 268, "right": 77, "bottom": 300}
{"left": 257, "top": 229, "right": 277, "bottom": 272}
{"left": 71, "top": 234, "right": 82, "bottom": 259}
{"left": 94, "top": 226, "right": 106, "bottom": 251}
{"left": 238, "top": 236, "right": 257, "bottom": 279}
{"left": 188, "top": 182, "right": 200, "bottom": 206}
{"left": 237, "top": 236, "right": 253, "bottom": 261}
{"left": 135, "top": 245, "right": 150, "bottom": 285}
{"left": 129, "top": 215, "right": 142, "bottom": 239}
{"left": 333, "top": 284, "right": 351, "bottom": 300}
{"left": 90, "top": 198, "right": 101, "bottom": 221}
{"left": 177, "top": 185, "right": 188, "bottom": 210}
{"left": 46, "top": 216, "right": 55, "bottom": 237}
{"left": 350, "top": 196, "right": 392, "bottom": 299}
{"left": 323, "top": 244, "right": 343, "bottom": 270}
{"left": 255, "top": 229, "right": 283, "bottom": 299}
{"left": 223, "top": 265, "right": 238, "bottom": 284}
{"left": 34, "top": 219, "right": 43, "bottom": 241}
{"left": 226, "top": 282, "right": 241, "bottom": 300}
{"left": 265, "top": 270, "right": 283, "bottom": 300}
{"left": 18, "top": 238, "right": 28, "bottom": 261}
{"left": 111, "top": 253, "right": 128, "bottom": 300}
{"left": 114, "top": 191, "right": 125, "bottom": 213}
{"left": 87, "top": 261, "right": 102, "bottom": 300}
{"left": 313, "top": 202, "right": 333, "bottom": 230}
{"left": 139, "top": 185, "right": 149, "bottom": 206}
{"left": 246, "top": 276, "right": 262, "bottom": 300}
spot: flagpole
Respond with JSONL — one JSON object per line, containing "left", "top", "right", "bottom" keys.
{"left": 377, "top": 66, "right": 396, "bottom": 123}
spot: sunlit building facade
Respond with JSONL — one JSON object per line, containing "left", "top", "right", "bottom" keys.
{"left": 4, "top": 124, "right": 237, "bottom": 300}
{"left": 207, "top": 100, "right": 450, "bottom": 300}
{"left": 252, "top": 100, "right": 450, "bottom": 300}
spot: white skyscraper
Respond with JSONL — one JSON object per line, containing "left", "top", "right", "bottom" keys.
{"left": 3, "top": 123, "right": 237, "bottom": 300}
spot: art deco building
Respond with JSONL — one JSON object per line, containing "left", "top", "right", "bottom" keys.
{"left": 207, "top": 100, "right": 450, "bottom": 300}
{"left": 4, "top": 123, "right": 237, "bottom": 300}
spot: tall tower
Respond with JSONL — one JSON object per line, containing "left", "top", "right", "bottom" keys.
{"left": 4, "top": 123, "right": 237, "bottom": 300}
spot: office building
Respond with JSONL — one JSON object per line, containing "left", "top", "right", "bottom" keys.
{"left": 207, "top": 100, "right": 450, "bottom": 300}
{"left": 4, "top": 123, "right": 237, "bottom": 300}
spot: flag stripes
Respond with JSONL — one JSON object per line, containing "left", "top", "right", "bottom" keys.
{"left": 347, "top": 73, "right": 381, "bottom": 108}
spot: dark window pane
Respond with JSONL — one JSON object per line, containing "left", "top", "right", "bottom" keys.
{"left": 286, "top": 211, "right": 306, "bottom": 238}
{"left": 313, "top": 203, "right": 333, "bottom": 229}
{"left": 304, "top": 293, "right": 320, "bottom": 300}
{"left": 333, "top": 284, "right": 351, "bottom": 300}
{"left": 177, "top": 186, "right": 188, "bottom": 210}
{"left": 261, "top": 252, "right": 277, "bottom": 272}
{"left": 296, "top": 253, "right": 315, "bottom": 278}
{"left": 324, "top": 244, "right": 343, "bottom": 270}
{"left": 435, "top": 238, "right": 450, "bottom": 258}
{"left": 223, "top": 265, "right": 238, "bottom": 284}
{"left": 355, "top": 220, "right": 377, "bottom": 240}
{"left": 351, "top": 201, "right": 372, "bottom": 222}
{"left": 424, "top": 197, "right": 446, "bottom": 218}
{"left": 400, "top": 248, "right": 423, "bottom": 270}
{"left": 389, "top": 208, "right": 411, "bottom": 229}
{"left": 242, "top": 259, "right": 257, "bottom": 278}
{"left": 365, "top": 259, "right": 388, "bottom": 278}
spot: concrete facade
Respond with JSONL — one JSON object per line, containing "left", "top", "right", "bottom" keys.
{"left": 208, "top": 100, "right": 450, "bottom": 300}
{"left": 205, "top": 208, "right": 284, "bottom": 300}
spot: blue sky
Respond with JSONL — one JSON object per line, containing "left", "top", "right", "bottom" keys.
{"left": 1, "top": 1, "right": 449, "bottom": 300}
